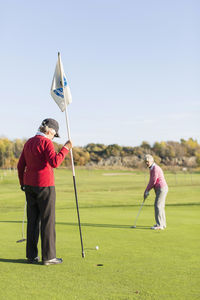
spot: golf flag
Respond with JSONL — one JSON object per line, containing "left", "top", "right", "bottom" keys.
{"left": 51, "top": 53, "right": 72, "bottom": 112}
{"left": 50, "top": 53, "right": 85, "bottom": 258}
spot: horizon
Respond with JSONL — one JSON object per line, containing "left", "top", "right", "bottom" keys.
{"left": 0, "top": 134, "right": 198, "bottom": 149}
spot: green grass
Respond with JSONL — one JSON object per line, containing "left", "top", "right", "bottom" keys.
{"left": 0, "top": 169, "right": 200, "bottom": 299}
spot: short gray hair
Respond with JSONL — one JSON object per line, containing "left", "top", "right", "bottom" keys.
{"left": 144, "top": 154, "right": 154, "bottom": 162}
{"left": 38, "top": 124, "right": 56, "bottom": 135}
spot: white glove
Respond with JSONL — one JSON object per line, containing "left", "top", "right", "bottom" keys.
{"left": 144, "top": 191, "right": 149, "bottom": 200}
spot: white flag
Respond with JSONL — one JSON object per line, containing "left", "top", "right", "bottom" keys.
{"left": 51, "top": 53, "right": 72, "bottom": 112}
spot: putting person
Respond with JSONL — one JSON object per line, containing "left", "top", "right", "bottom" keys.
{"left": 144, "top": 154, "right": 168, "bottom": 230}
{"left": 17, "top": 118, "right": 72, "bottom": 265}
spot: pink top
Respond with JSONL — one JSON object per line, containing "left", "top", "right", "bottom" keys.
{"left": 145, "top": 163, "right": 168, "bottom": 192}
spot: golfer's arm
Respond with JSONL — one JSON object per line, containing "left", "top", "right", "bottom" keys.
{"left": 44, "top": 142, "right": 69, "bottom": 168}
{"left": 17, "top": 150, "right": 26, "bottom": 186}
{"left": 145, "top": 170, "right": 158, "bottom": 192}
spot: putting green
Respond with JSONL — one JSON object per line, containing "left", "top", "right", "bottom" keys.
{"left": 0, "top": 169, "right": 199, "bottom": 299}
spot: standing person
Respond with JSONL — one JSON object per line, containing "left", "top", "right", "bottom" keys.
{"left": 144, "top": 154, "right": 168, "bottom": 230}
{"left": 17, "top": 118, "right": 72, "bottom": 265}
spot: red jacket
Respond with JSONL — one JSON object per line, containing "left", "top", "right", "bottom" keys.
{"left": 17, "top": 135, "right": 69, "bottom": 187}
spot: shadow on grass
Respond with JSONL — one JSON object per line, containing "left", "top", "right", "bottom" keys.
{"left": 0, "top": 220, "right": 150, "bottom": 230}
{"left": 0, "top": 258, "right": 43, "bottom": 265}
{"left": 59, "top": 202, "right": 200, "bottom": 210}
{"left": 0, "top": 220, "right": 23, "bottom": 223}
{"left": 57, "top": 222, "right": 151, "bottom": 230}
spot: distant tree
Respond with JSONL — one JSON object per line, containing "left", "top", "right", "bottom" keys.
{"left": 0, "top": 137, "right": 200, "bottom": 169}
{"left": 196, "top": 153, "right": 200, "bottom": 167}
{"left": 153, "top": 155, "right": 162, "bottom": 165}
{"left": 165, "top": 144, "right": 175, "bottom": 159}
{"left": 132, "top": 147, "right": 145, "bottom": 158}
{"left": 85, "top": 143, "right": 106, "bottom": 153}
{"left": 13, "top": 139, "right": 26, "bottom": 158}
{"left": 121, "top": 146, "right": 135, "bottom": 156}
{"left": 140, "top": 141, "right": 151, "bottom": 150}
{"left": 103, "top": 144, "right": 122, "bottom": 157}
{"left": 152, "top": 142, "right": 167, "bottom": 159}
{"left": 72, "top": 148, "right": 90, "bottom": 166}
{"left": 84, "top": 143, "right": 106, "bottom": 162}
{"left": 180, "top": 138, "right": 199, "bottom": 156}
{"left": 0, "top": 138, "right": 14, "bottom": 168}
{"left": 167, "top": 141, "right": 187, "bottom": 157}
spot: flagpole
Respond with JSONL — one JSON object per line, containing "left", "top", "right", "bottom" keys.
{"left": 58, "top": 52, "right": 85, "bottom": 258}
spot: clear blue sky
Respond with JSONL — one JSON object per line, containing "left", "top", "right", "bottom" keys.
{"left": 1, "top": 0, "right": 199, "bottom": 146}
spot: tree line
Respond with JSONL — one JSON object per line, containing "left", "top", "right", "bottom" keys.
{"left": 0, "top": 137, "right": 200, "bottom": 169}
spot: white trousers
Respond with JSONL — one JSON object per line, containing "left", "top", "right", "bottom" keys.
{"left": 154, "top": 186, "right": 168, "bottom": 228}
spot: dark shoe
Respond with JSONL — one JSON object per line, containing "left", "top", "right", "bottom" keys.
{"left": 43, "top": 258, "right": 63, "bottom": 266}
{"left": 27, "top": 256, "right": 40, "bottom": 264}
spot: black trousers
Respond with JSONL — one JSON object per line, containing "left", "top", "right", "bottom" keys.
{"left": 25, "top": 186, "right": 56, "bottom": 261}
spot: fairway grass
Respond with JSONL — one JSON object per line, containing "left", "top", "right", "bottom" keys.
{"left": 0, "top": 169, "right": 199, "bottom": 299}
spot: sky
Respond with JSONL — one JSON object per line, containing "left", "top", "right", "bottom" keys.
{"left": 0, "top": 0, "right": 199, "bottom": 147}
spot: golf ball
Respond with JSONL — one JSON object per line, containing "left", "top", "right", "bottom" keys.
{"left": 95, "top": 246, "right": 99, "bottom": 250}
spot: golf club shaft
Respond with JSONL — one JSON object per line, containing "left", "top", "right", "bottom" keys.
{"left": 16, "top": 201, "right": 27, "bottom": 243}
{"left": 22, "top": 200, "right": 27, "bottom": 239}
{"left": 133, "top": 201, "right": 145, "bottom": 226}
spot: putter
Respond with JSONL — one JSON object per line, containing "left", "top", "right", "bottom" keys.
{"left": 131, "top": 200, "right": 145, "bottom": 228}
{"left": 16, "top": 201, "right": 27, "bottom": 243}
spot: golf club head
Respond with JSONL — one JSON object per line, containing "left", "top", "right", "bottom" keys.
{"left": 131, "top": 225, "right": 136, "bottom": 228}
{"left": 16, "top": 238, "right": 26, "bottom": 243}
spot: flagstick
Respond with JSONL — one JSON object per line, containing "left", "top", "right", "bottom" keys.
{"left": 64, "top": 108, "right": 85, "bottom": 258}
{"left": 58, "top": 52, "right": 85, "bottom": 258}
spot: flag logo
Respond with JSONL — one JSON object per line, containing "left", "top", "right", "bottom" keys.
{"left": 53, "top": 76, "right": 67, "bottom": 99}
{"left": 51, "top": 54, "right": 72, "bottom": 112}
